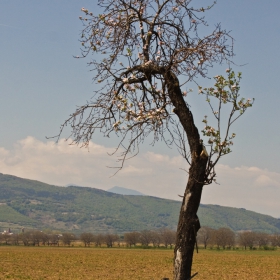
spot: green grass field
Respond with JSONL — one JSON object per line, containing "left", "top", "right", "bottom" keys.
{"left": 0, "top": 247, "right": 280, "bottom": 279}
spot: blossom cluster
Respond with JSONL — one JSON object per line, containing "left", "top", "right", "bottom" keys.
{"left": 200, "top": 69, "right": 253, "bottom": 156}
{"left": 199, "top": 69, "right": 254, "bottom": 114}
{"left": 201, "top": 116, "right": 235, "bottom": 155}
{"left": 111, "top": 85, "right": 168, "bottom": 132}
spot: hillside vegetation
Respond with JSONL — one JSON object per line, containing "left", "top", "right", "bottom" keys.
{"left": 0, "top": 173, "right": 279, "bottom": 234}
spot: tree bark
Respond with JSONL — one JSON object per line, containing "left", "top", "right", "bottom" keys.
{"left": 173, "top": 159, "right": 207, "bottom": 280}
{"left": 164, "top": 71, "right": 208, "bottom": 279}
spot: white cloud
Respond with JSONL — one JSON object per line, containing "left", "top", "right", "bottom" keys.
{"left": 201, "top": 164, "right": 280, "bottom": 217}
{"left": 255, "top": 174, "right": 280, "bottom": 188}
{"left": 0, "top": 137, "right": 280, "bottom": 218}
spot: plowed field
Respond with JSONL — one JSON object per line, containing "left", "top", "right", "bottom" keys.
{"left": 0, "top": 247, "right": 279, "bottom": 279}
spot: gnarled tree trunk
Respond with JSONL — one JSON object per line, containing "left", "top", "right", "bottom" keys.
{"left": 173, "top": 158, "right": 207, "bottom": 279}
{"left": 165, "top": 71, "right": 208, "bottom": 280}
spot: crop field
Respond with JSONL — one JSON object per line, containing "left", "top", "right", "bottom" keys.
{"left": 0, "top": 247, "right": 280, "bottom": 279}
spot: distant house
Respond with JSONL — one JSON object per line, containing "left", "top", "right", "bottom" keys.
{"left": 1, "top": 228, "right": 13, "bottom": 236}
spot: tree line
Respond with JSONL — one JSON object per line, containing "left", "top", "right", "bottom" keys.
{"left": 1, "top": 227, "right": 279, "bottom": 250}
{"left": 197, "top": 227, "right": 280, "bottom": 250}
{"left": 0, "top": 228, "right": 176, "bottom": 248}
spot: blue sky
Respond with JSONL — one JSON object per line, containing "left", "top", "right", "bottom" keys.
{"left": 1, "top": 1, "right": 280, "bottom": 217}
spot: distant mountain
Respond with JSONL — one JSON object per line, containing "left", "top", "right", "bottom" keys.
{"left": 0, "top": 173, "right": 279, "bottom": 234}
{"left": 107, "top": 186, "right": 144, "bottom": 196}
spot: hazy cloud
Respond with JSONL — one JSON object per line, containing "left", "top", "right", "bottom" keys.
{"left": 0, "top": 137, "right": 279, "bottom": 217}
{"left": 202, "top": 165, "right": 280, "bottom": 217}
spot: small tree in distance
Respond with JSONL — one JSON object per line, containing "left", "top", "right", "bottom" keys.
{"left": 124, "top": 231, "right": 141, "bottom": 247}
{"left": 80, "top": 232, "right": 95, "bottom": 247}
{"left": 238, "top": 231, "right": 256, "bottom": 250}
{"left": 61, "top": 232, "right": 76, "bottom": 246}
{"left": 57, "top": 1, "right": 253, "bottom": 279}
{"left": 93, "top": 233, "right": 103, "bottom": 247}
{"left": 270, "top": 233, "right": 280, "bottom": 248}
{"left": 160, "top": 228, "right": 176, "bottom": 249}
{"left": 104, "top": 233, "right": 119, "bottom": 247}
{"left": 213, "top": 227, "right": 235, "bottom": 249}
{"left": 197, "top": 226, "right": 214, "bottom": 249}
{"left": 140, "top": 230, "right": 153, "bottom": 247}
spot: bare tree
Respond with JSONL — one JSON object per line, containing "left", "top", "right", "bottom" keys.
{"left": 140, "top": 230, "right": 153, "bottom": 247}
{"left": 104, "top": 233, "right": 119, "bottom": 247}
{"left": 270, "top": 233, "right": 280, "bottom": 248}
{"left": 11, "top": 233, "right": 20, "bottom": 246}
{"left": 150, "top": 230, "right": 161, "bottom": 247}
{"left": 30, "top": 230, "right": 44, "bottom": 246}
{"left": 213, "top": 227, "right": 235, "bottom": 249}
{"left": 21, "top": 231, "right": 32, "bottom": 246}
{"left": 80, "top": 232, "right": 95, "bottom": 247}
{"left": 40, "top": 232, "right": 49, "bottom": 246}
{"left": 197, "top": 226, "right": 214, "bottom": 249}
{"left": 57, "top": 1, "right": 253, "bottom": 278}
{"left": 61, "top": 232, "right": 76, "bottom": 246}
{"left": 1, "top": 232, "right": 11, "bottom": 245}
{"left": 255, "top": 232, "right": 270, "bottom": 249}
{"left": 93, "top": 233, "right": 104, "bottom": 247}
{"left": 238, "top": 231, "right": 256, "bottom": 250}
{"left": 48, "top": 233, "right": 60, "bottom": 246}
{"left": 160, "top": 228, "right": 176, "bottom": 249}
{"left": 124, "top": 231, "right": 140, "bottom": 247}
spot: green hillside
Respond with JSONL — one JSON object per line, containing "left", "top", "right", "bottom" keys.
{"left": 199, "top": 204, "right": 280, "bottom": 233}
{"left": 0, "top": 204, "right": 37, "bottom": 226}
{"left": 0, "top": 173, "right": 279, "bottom": 234}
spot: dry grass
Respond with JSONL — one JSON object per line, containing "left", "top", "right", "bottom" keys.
{"left": 0, "top": 247, "right": 279, "bottom": 279}
{"left": 193, "top": 249, "right": 280, "bottom": 279}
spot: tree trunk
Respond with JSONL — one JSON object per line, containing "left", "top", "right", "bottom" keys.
{"left": 163, "top": 70, "right": 208, "bottom": 280}
{"left": 173, "top": 158, "right": 207, "bottom": 280}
